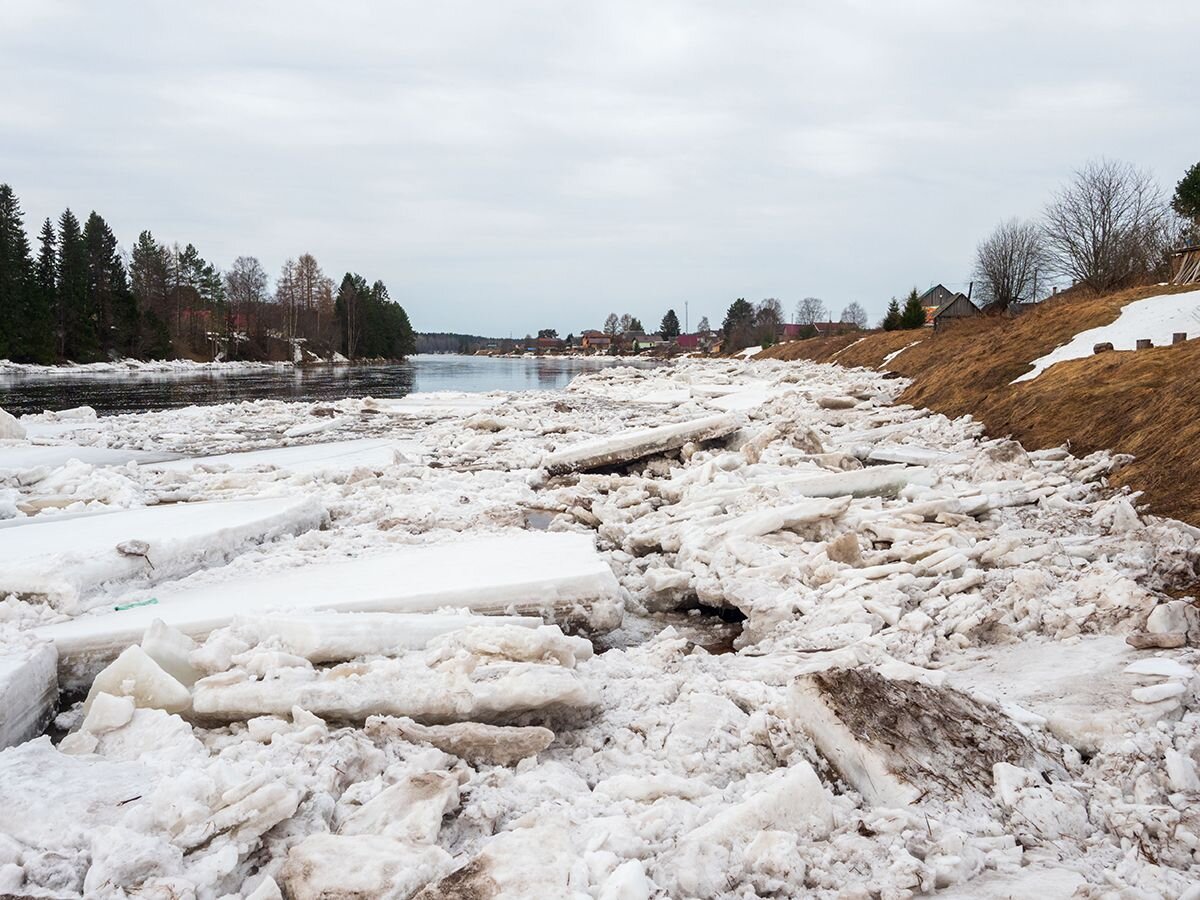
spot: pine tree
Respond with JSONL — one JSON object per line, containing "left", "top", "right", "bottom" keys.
{"left": 660, "top": 309, "right": 681, "bottom": 340}
{"left": 1172, "top": 161, "right": 1200, "bottom": 225}
{"left": 899, "top": 288, "right": 927, "bottom": 330}
{"left": 83, "top": 212, "right": 138, "bottom": 357}
{"left": 24, "top": 218, "right": 57, "bottom": 363}
{"left": 881, "top": 298, "right": 902, "bottom": 331}
{"left": 721, "top": 298, "right": 756, "bottom": 351}
{"left": 335, "top": 273, "right": 368, "bottom": 359}
{"left": 130, "top": 231, "right": 171, "bottom": 358}
{"left": 0, "top": 184, "right": 34, "bottom": 361}
{"left": 57, "top": 209, "right": 97, "bottom": 361}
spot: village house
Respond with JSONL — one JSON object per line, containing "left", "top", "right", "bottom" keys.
{"left": 580, "top": 330, "right": 611, "bottom": 351}
{"left": 534, "top": 336, "right": 565, "bottom": 352}
{"left": 631, "top": 333, "right": 667, "bottom": 352}
{"left": 675, "top": 331, "right": 718, "bottom": 352}
{"left": 920, "top": 284, "right": 979, "bottom": 328}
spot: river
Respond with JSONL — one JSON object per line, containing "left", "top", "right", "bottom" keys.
{"left": 0, "top": 355, "right": 657, "bottom": 417}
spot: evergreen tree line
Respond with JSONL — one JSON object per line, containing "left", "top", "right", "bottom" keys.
{"left": 0, "top": 183, "right": 415, "bottom": 364}
{"left": 881, "top": 289, "right": 928, "bottom": 331}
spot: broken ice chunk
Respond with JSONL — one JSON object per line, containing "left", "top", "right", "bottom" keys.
{"left": 281, "top": 834, "right": 452, "bottom": 900}
{"left": 790, "top": 667, "right": 1062, "bottom": 807}
{"left": 425, "top": 624, "right": 593, "bottom": 668}
{"left": 413, "top": 823, "right": 577, "bottom": 899}
{"left": 192, "top": 654, "right": 593, "bottom": 724}
{"left": 668, "top": 762, "right": 833, "bottom": 898}
{"left": 366, "top": 716, "right": 555, "bottom": 766}
{"left": 0, "top": 641, "right": 57, "bottom": 749}
{"left": 228, "top": 612, "right": 545, "bottom": 663}
{"left": 338, "top": 772, "right": 459, "bottom": 843}
{"left": 79, "top": 692, "right": 136, "bottom": 734}
{"left": 542, "top": 414, "right": 739, "bottom": 475}
{"left": 0, "top": 406, "right": 26, "bottom": 440}
{"left": 140, "top": 619, "right": 201, "bottom": 687}
{"left": 84, "top": 645, "right": 191, "bottom": 715}
{"left": 1131, "top": 682, "right": 1187, "bottom": 704}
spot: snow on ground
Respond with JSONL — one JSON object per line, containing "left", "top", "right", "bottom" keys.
{"left": 1, "top": 359, "right": 1199, "bottom": 898}
{"left": 0, "top": 358, "right": 293, "bottom": 375}
{"left": 1014, "top": 286, "right": 1200, "bottom": 383}
{"left": 882, "top": 339, "right": 923, "bottom": 366}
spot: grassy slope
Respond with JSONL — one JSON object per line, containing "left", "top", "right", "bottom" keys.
{"left": 757, "top": 283, "right": 1200, "bottom": 524}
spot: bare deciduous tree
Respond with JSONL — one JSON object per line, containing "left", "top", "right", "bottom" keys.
{"left": 1043, "top": 159, "right": 1172, "bottom": 294}
{"left": 755, "top": 297, "right": 784, "bottom": 344}
{"left": 603, "top": 312, "right": 619, "bottom": 335}
{"left": 224, "top": 255, "right": 268, "bottom": 347}
{"left": 795, "top": 296, "right": 827, "bottom": 326}
{"left": 696, "top": 315, "right": 710, "bottom": 333}
{"left": 755, "top": 298, "right": 783, "bottom": 326}
{"left": 973, "top": 218, "right": 1046, "bottom": 311}
{"left": 275, "top": 258, "right": 299, "bottom": 344}
{"left": 839, "top": 301, "right": 868, "bottom": 328}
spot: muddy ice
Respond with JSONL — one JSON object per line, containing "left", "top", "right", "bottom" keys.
{"left": 0, "top": 359, "right": 1198, "bottom": 898}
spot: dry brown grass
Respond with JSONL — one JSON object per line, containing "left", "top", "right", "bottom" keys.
{"left": 758, "top": 283, "right": 1200, "bottom": 524}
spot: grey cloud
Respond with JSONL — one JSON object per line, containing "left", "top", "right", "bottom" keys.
{"left": 1, "top": 0, "right": 1197, "bottom": 335}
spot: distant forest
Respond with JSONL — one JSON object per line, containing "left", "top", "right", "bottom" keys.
{"left": 0, "top": 184, "right": 415, "bottom": 365}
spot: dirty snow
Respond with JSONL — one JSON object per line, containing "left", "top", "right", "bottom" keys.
{"left": 1014, "top": 286, "right": 1200, "bottom": 383}
{"left": 0, "top": 359, "right": 1198, "bottom": 899}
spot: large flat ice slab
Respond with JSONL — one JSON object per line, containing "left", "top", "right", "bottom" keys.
{"left": 0, "top": 444, "right": 178, "bottom": 474}
{"left": 0, "top": 495, "right": 326, "bottom": 609}
{"left": 542, "top": 413, "right": 739, "bottom": 475}
{"left": 150, "top": 438, "right": 423, "bottom": 475}
{"left": 369, "top": 393, "right": 499, "bottom": 416}
{"left": 36, "top": 532, "right": 622, "bottom": 661}
{"left": 1013, "top": 287, "right": 1200, "bottom": 383}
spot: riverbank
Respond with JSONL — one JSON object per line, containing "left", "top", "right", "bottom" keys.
{"left": 758, "top": 283, "right": 1200, "bottom": 527}
{"left": 0, "top": 359, "right": 1196, "bottom": 897}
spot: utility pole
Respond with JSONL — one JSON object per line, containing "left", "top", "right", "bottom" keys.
{"left": 685, "top": 301, "right": 689, "bottom": 334}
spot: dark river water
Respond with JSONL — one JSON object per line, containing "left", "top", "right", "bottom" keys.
{"left": 0, "top": 355, "right": 657, "bottom": 416}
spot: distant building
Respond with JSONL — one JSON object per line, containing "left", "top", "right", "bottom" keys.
{"left": 776, "top": 323, "right": 805, "bottom": 342}
{"left": 676, "top": 331, "right": 717, "bottom": 352}
{"left": 535, "top": 336, "right": 565, "bottom": 352}
{"left": 580, "top": 330, "right": 611, "bottom": 350}
{"left": 919, "top": 284, "right": 978, "bottom": 328}
{"left": 1171, "top": 244, "right": 1200, "bottom": 285}
{"left": 632, "top": 333, "right": 667, "bottom": 351}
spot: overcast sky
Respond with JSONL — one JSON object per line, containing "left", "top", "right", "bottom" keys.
{"left": 2, "top": 1, "right": 1198, "bottom": 336}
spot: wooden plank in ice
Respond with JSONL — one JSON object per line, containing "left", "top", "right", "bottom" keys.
{"left": 542, "top": 413, "right": 739, "bottom": 475}
{"left": 0, "top": 496, "right": 326, "bottom": 609}
{"left": 36, "top": 532, "right": 622, "bottom": 662}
